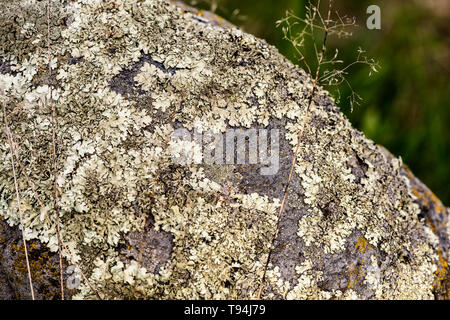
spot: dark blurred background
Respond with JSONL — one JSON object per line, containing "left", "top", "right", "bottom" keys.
{"left": 183, "top": 0, "right": 450, "bottom": 206}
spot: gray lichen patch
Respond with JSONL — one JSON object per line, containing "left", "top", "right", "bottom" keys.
{"left": 0, "top": 1, "right": 64, "bottom": 62}
{"left": 110, "top": 53, "right": 177, "bottom": 97}
{"left": 0, "top": 0, "right": 447, "bottom": 300}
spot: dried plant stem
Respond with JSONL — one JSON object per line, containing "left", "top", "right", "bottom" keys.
{"left": 257, "top": 0, "right": 333, "bottom": 299}
{"left": 7, "top": 125, "right": 102, "bottom": 300}
{"left": 1, "top": 91, "right": 35, "bottom": 300}
{"left": 45, "top": 0, "right": 102, "bottom": 300}
{"left": 59, "top": 237, "right": 103, "bottom": 299}
{"left": 47, "top": 0, "right": 64, "bottom": 300}
{"left": 6, "top": 124, "right": 45, "bottom": 210}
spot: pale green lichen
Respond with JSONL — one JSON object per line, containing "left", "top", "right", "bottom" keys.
{"left": 0, "top": 0, "right": 446, "bottom": 299}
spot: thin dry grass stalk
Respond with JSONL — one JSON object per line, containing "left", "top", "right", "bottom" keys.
{"left": 1, "top": 89, "right": 35, "bottom": 300}
{"left": 256, "top": 0, "right": 334, "bottom": 299}
{"left": 46, "top": 0, "right": 65, "bottom": 300}
{"left": 2, "top": 100, "right": 101, "bottom": 299}
{"left": 45, "top": 0, "right": 102, "bottom": 300}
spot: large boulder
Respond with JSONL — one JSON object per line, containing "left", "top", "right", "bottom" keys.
{"left": 0, "top": 0, "right": 448, "bottom": 299}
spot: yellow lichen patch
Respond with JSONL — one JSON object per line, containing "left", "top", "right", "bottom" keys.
{"left": 403, "top": 164, "right": 447, "bottom": 217}
{"left": 425, "top": 216, "right": 438, "bottom": 239}
{"left": 10, "top": 240, "right": 76, "bottom": 299}
{"left": 433, "top": 248, "right": 449, "bottom": 298}
{"left": 355, "top": 236, "right": 372, "bottom": 254}
{"left": 428, "top": 190, "right": 447, "bottom": 215}
{"left": 411, "top": 185, "right": 430, "bottom": 207}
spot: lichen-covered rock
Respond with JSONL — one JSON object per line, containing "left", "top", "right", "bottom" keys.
{"left": 0, "top": 0, "right": 448, "bottom": 299}
{"left": 0, "top": 217, "right": 77, "bottom": 299}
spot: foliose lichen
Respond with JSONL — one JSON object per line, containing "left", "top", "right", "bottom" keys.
{"left": 0, "top": 0, "right": 447, "bottom": 299}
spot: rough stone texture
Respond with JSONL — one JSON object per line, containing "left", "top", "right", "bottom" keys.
{"left": 0, "top": 217, "right": 76, "bottom": 299}
{"left": 0, "top": 0, "right": 448, "bottom": 299}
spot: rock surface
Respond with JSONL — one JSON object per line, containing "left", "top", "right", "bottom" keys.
{"left": 0, "top": 0, "right": 448, "bottom": 299}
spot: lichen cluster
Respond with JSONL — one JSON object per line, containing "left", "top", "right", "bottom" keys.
{"left": 0, "top": 0, "right": 447, "bottom": 299}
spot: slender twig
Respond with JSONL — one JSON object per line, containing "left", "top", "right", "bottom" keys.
{"left": 7, "top": 131, "right": 46, "bottom": 210}
{"left": 46, "top": 0, "right": 64, "bottom": 300}
{"left": 45, "top": 0, "right": 103, "bottom": 300}
{"left": 4, "top": 110, "right": 102, "bottom": 300}
{"left": 1, "top": 90, "right": 35, "bottom": 300}
{"left": 59, "top": 237, "right": 103, "bottom": 299}
{"left": 257, "top": 0, "right": 333, "bottom": 300}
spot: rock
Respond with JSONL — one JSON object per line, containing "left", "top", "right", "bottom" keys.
{"left": 0, "top": 0, "right": 448, "bottom": 299}
{"left": 0, "top": 217, "right": 76, "bottom": 299}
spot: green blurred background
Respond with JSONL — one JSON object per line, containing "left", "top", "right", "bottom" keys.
{"left": 183, "top": 0, "right": 450, "bottom": 206}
